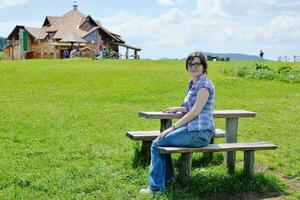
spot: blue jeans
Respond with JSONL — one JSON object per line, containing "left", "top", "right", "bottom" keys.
{"left": 148, "top": 126, "right": 212, "bottom": 191}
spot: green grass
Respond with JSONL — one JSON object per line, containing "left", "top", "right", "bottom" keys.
{"left": 0, "top": 51, "right": 3, "bottom": 60}
{"left": 0, "top": 59, "right": 299, "bottom": 199}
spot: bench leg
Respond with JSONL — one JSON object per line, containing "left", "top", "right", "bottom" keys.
{"left": 244, "top": 150, "right": 255, "bottom": 175}
{"left": 141, "top": 141, "right": 152, "bottom": 164}
{"left": 203, "top": 138, "right": 214, "bottom": 162}
{"left": 178, "top": 153, "right": 192, "bottom": 187}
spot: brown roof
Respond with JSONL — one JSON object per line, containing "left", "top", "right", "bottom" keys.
{"left": 8, "top": 8, "right": 126, "bottom": 45}
{"left": 47, "top": 16, "right": 60, "bottom": 25}
{"left": 25, "top": 27, "right": 41, "bottom": 38}
{"left": 33, "top": 9, "right": 125, "bottom": 43}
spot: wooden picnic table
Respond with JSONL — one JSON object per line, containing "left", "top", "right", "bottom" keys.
{"left": 138, "top": 110, "right": 256, "bottom": 173}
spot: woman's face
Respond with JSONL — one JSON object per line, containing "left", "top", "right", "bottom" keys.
{"left": 188, "top": 57, "right": 203, "bottom": 78}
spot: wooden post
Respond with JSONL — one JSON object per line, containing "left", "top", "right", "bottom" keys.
{"left": 203, "top": 138, "right": 214, "bottom": 162}
{"left": 244, "top": 150, "right": 255, "bottom": 174}
{"left": 141, "top": 141, "right": 152, "bottom": 164}
{"left": 134, "top": 50, "right": 137, "bottom": 59}
{"left": 126, "top": 47, "right": 128, "bottom": 59}
{"left": 224, "top": 117, "right": 238, "bottom": 174}
{"left": 179, "top": 153, "right": 192, "bottom": 186}
{"left": 160, "top": 119, "right": 172, "bottom": 132}
{"left": 41, "top": 41, "right": 44, "bottom": 59}
{"left": 54, "top": 46, "right": 57, "bottom": 59}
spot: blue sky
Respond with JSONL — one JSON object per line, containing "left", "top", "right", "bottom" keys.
{"left": 1, "top": 0, "right": 300, "bottom": 60}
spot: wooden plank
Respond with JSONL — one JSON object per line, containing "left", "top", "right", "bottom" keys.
{"left": 126, "top": 129, "right": 225, "bottom": 141}
{"left": 139, "top": 110, "right": 256, "bottom": 119}
{"left": 158, "top": 142, "right": 277, "bottom": 154}
{"left": 139, "top": 111, "right": 184, "bottom": 119}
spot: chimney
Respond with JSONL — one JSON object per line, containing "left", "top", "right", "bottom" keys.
{"left": 73, "top": 1, "right": 78, "bottom": 11}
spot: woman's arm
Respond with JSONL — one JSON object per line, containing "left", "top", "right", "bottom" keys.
{"left": 158, "top": 88, "right": 209, "bottom": 139}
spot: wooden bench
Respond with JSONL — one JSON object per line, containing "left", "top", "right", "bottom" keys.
{"left": 126, "top": 128, "right": 225, "bottom": 141}
{"left": 158, "top": 142, "right": 277, "bottom": 186}
{"left": 138, "top": 110, "right": 256, "bottom": 173}
{"left": 127, "top": 129, "right": 225, "bottom": 163}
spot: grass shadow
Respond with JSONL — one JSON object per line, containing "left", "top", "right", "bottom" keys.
{"left": 192, "top": 152, "right": 224, "bottom": 168}
{"left": 164, "top": 170, "right": 287, "bottom": 200}
{"left": 172, "top": 152, "right": 224, "bottom": 170}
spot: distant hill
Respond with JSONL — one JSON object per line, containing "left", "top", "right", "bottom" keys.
{"left": 202, "top": 52, "right": 269, "bottom": 61}
{"left": 0, "top": 36, "right": 8, "bottom": 51}
{"left": 159, "top": 52, "right": 269, "bottom": 61}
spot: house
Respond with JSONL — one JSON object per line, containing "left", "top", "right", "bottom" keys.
{"left": 3, "top": 4, "right": 141, "bottom": 60}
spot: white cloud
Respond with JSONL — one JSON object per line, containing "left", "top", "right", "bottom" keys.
{"left": 196, "top": 0, "right": 300, "bottom": 17}
{"left": 0, "top": 21, "right": 41, "bottom": 37}
{"left": 101, "top": 0, "right": 300, "bottom": 60}
{"left": 0, "top": 0, "right": 28, "bottom": 8}
{"left": 156, "top": 0, "right": 187, "bottom": 6}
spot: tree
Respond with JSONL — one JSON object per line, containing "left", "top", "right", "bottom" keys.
{"left": 0, "top": 36, "right": 8, "bottom": 51}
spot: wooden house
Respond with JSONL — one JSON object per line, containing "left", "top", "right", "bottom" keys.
{"left": 4, "top": 4, "right": 141, "bottom": 60}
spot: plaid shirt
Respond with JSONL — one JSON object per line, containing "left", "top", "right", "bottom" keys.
{"left": 181, "top": 75, "right": 215, "bottom": 135}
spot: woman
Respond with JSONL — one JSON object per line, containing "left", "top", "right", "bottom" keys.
{"left": 140, "top": 51, "right": 216, "bottom": 195}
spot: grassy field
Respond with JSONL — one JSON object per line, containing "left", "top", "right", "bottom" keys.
{"left": 0, "top": 59, "right": 299, "bottom": 199}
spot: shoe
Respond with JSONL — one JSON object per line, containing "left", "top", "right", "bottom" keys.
{"left": 139, "top": 187, "right": 163, "bottom": 195}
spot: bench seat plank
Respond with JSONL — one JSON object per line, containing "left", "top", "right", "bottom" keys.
{"left": 158, "top": 142, "right": 277, "bottom": 154}
{"left": 127, "top": 129, "right": 225, "bottom": 141}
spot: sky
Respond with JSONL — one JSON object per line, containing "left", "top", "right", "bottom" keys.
{"left": 0, "top": 0, "right": 300, "bottom": 60}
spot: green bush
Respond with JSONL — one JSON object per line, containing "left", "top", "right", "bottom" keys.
{"left": 255, "top": 63, "right": 270, "bottom": 70}
{"left": 223, "top": 62, "right": 300, "bottom": 83}
{"left": 236, "top": 66, "right": 250, "bottom": 77}
{"left": 253, "top": 69, "right": 276, "bottom": 80}
{"left": 277, "top": 64, "right": 292, "bottom": 74}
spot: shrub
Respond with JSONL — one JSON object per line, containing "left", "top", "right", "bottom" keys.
{"left": 277, "top": 64, "right": 292, "bottom": 74}
{"left": 222, "top": 63, "right": 300, "bottom": 83}
{"left": 255, "top": 63, "right": 270, "bottom": 70}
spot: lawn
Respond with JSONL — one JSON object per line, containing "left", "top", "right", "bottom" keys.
{"left": 0, "top": 59, "right": 299, "bottom": 199}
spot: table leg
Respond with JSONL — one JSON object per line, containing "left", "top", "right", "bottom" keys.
{"left": 140, "top": 119, "right": 172, "bottom": 165}
{"left": 224, "top": 117, "right": 238, "bottom": 174}
{"left": 160, "top": 119, "right": 172, "bottom": 132}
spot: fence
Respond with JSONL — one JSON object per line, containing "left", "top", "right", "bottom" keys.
{"left": 278, "top": 55, "right": 300, "bottom": 62}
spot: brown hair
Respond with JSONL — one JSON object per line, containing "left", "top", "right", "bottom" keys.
{"left": 185, "top": 51, "right": 208, "bottom": 74}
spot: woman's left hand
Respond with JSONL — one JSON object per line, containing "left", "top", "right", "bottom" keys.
{"left": 157, "top": 127, "right": 173, "bottom": 139}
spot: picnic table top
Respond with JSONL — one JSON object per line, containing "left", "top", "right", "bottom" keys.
{"left": 139, "top": 110, "right": 256, "bottom": 119}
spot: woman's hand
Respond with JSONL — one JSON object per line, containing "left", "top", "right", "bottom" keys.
{"left": 163, "top": 107, "right": 180, "bottom": 113}
{"left": 157, "top": 127, "right": 173, "bottom": 139}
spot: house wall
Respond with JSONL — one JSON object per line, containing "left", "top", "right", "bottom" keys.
{"left": 12, "top": 41, "right": 20, "bottom": 59}
{"left": 31, "top": 42, "right": 41, "bottom": 59}
{"left": 40, "top": 40, "right": 55, "bottom": 59}
{"left": 3, "top": 47, "right": 12, "bottom": 60}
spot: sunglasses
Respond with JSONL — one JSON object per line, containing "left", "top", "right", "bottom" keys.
{"left": 188, "top": 62, "right": 202, "bottom": 69}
